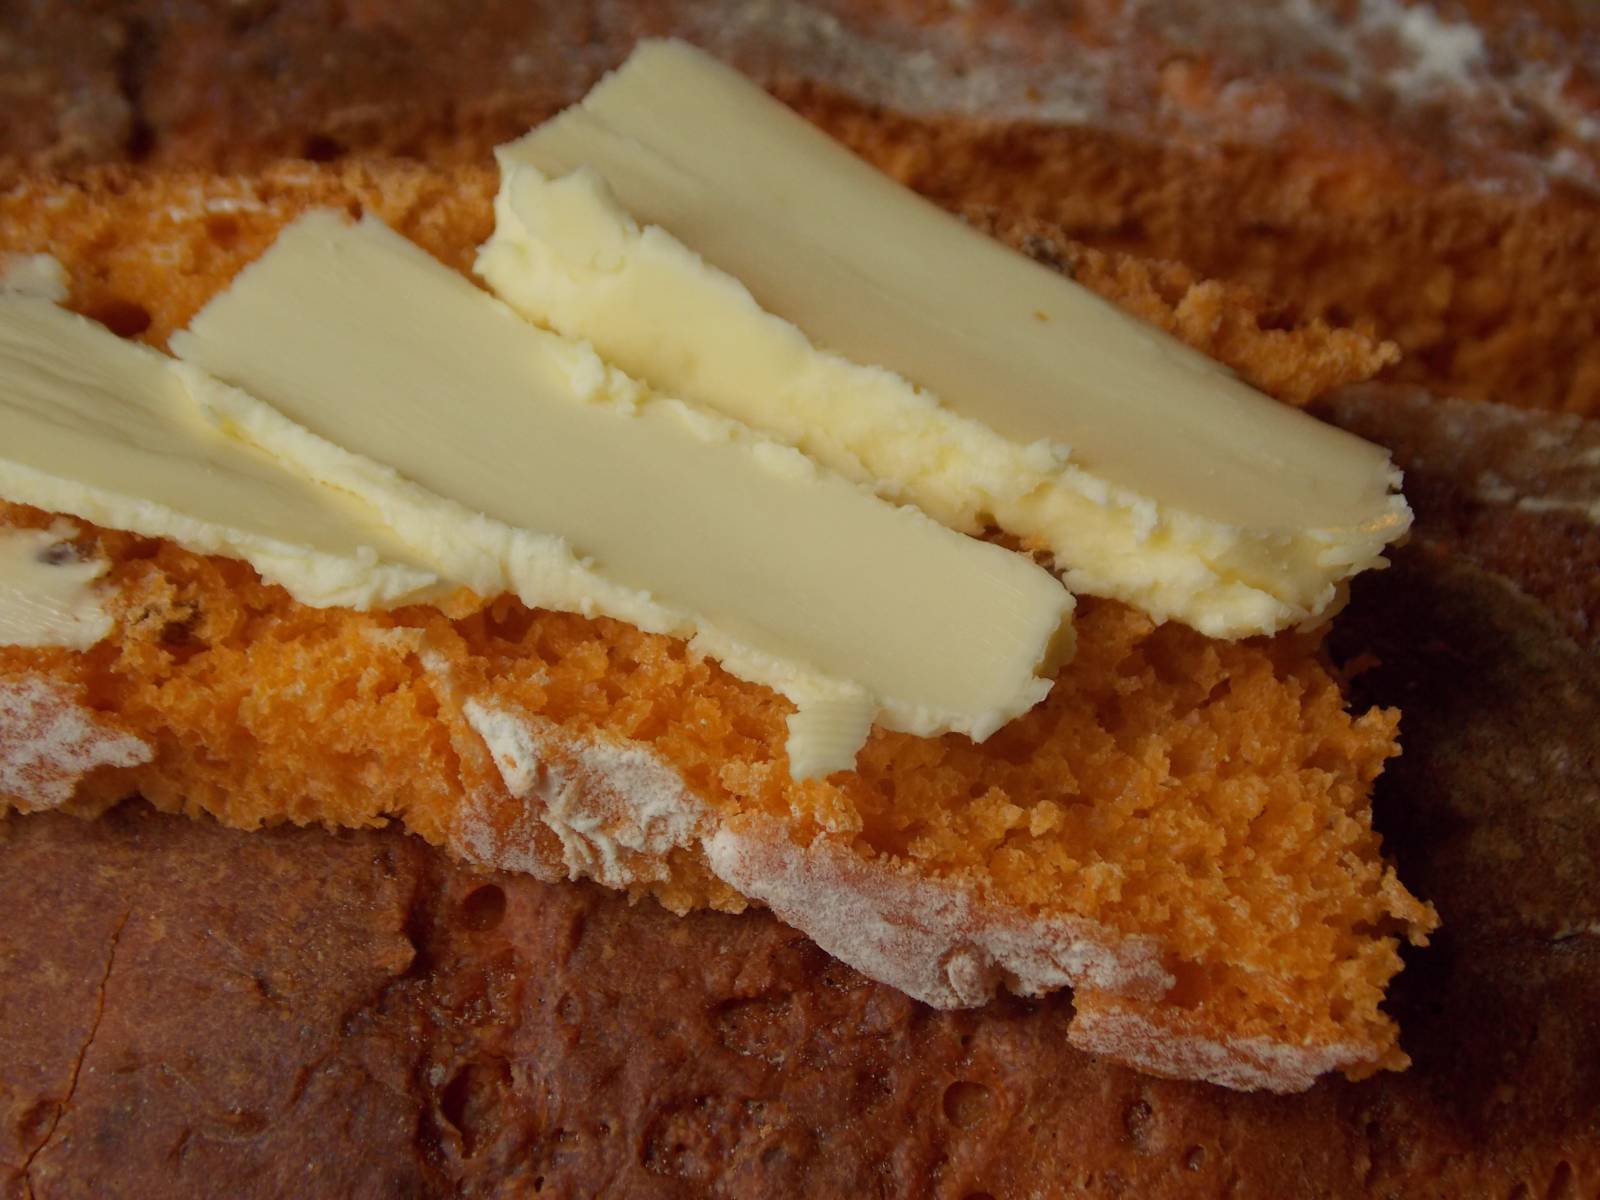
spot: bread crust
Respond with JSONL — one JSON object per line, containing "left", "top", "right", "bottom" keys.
{"left": 704, "top": 815, "right": 1171, "bottom": 1008}
{"left": 1066, "top": 993, "right": 1367, "bottom": 1094}
{"left": 412, "top": 661, "right": 1401, "bottom": 1092}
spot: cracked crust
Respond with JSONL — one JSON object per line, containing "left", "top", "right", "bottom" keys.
{"left": 18, "top": 906, "right": 129, "bottom": 1182}
{"left": 1, "top": 807, "right": 431, "bottom": 1197}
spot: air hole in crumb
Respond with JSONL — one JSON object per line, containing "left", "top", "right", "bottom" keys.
{"left": 38, "top": 543, "right": 79, "bottom": 566}
{"left": 127, "top": 122, "right": 155, "bottom": 161}
{"left": 1257, "top": 304, "right": 1297, "bottom": 332}
{"left": 459, "top": 884, "right": 506, "bottom": 932}
{"left": 484, "top": 602, "right": 536, "bottom": 644}
{"left": 86, "top": 299, "right": 152, "bottom": 339}
{"left": 941, "top": 1080, "right": 993, "bottom": 1128}
{"left": 303, "top": 134, "right": 345, "bottom": 162}
{"left": 160, "top": 617, "right": 208, "bottom": 665}
{"left": 1184, "top": 1145, "right": 1206, "bottom": 1171}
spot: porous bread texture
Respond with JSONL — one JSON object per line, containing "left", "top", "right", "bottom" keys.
{"left": 0, "top": 160, "right": 1435, "bottom": 1090}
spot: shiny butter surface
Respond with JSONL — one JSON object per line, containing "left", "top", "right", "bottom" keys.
{"left": 482, "top": 39, "right": 1412, "bottom": 638}
{"left": 173, "top": 212, "right": 1074, "bottom": 777}
{"left": 0, "top": 297, "right": 444, "bottom": 611}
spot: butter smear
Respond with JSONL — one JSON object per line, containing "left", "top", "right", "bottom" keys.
{"left": 0, "top": 523, "right": 112, "bottom": 650}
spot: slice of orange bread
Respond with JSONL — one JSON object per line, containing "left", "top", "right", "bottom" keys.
{"left": 0, "top": 159, "right": 1434, "bottom": 1092}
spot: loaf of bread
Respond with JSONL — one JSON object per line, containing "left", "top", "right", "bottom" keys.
{"left": 2, "top": 0, "right": 1596, "bottom": 1195}
{"left": 0, "top": 154, "right": 1430, "bottom": 1093}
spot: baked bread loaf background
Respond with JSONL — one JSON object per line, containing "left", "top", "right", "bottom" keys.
{"left": 2, "top": 1, "right": 1598, "bottom": 1196}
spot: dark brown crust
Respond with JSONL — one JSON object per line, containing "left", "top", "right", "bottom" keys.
{"left": 0, "top": 806, "right": 438, "bottom": 1200}
{"left": 0, "top": 4, "right": 130, "bottom": 170}
{"left": 1322, "top": 383, "right": 1600, "bottom": 648}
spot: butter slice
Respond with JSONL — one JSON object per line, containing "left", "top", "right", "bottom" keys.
{"left": 0, "top": 297, "right": 443, "bottom": 610}
{"left": 481, "top": 39, "right": 1412, "bottom": 638}
{"left": 172, "top": 212, "right": 1073, "bottom": 777}
{"left": 0, "top": 523, "right": 112, "bottom": 650}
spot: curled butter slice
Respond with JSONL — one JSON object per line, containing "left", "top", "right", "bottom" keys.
{"left": 481, "top": 39, "right": 1412, "bottom": 638}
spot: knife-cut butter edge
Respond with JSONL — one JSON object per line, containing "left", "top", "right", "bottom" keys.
{"left": 485, "top": 39, "right": 1413, "bottom": 638}
{"left": 0, "top": 297, "right": 447, "bottom": 613}
{"left": 173, "top": 212, "right": 1075, "bottom": 777}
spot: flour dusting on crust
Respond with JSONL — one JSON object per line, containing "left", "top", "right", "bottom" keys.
{"left": 1068, "top": 991, "right": 1370, "bottom": 1093}
{"left": 691, "top": 0, "right": 1598, "bottom": 194}
{"left": 0, "top": 677, "right": 149, "bottom": 811}
{"left": 461, "top": 700, "right": 712, "bottom": 890}
{"left": 432, "top": 687, "right": 1384, "bottom": 1091}
{"left": 705, "top": 816, "right": 1172, "bottom": 1009}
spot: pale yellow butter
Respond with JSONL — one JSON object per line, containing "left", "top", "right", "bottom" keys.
{"left": 0, "top": 522, "right": 112, "bottom": 650}
{"left": 481, "top": 39, "right": 1412, "bottom": 638}
{"left": 172, "top": 212, "right": 1074, "bottom": 777}
{"left": 0, "top": 253, "right": 69, "bottom": 303}
{"left": 0, "top": 297, "right": 445, "bottom": 610}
